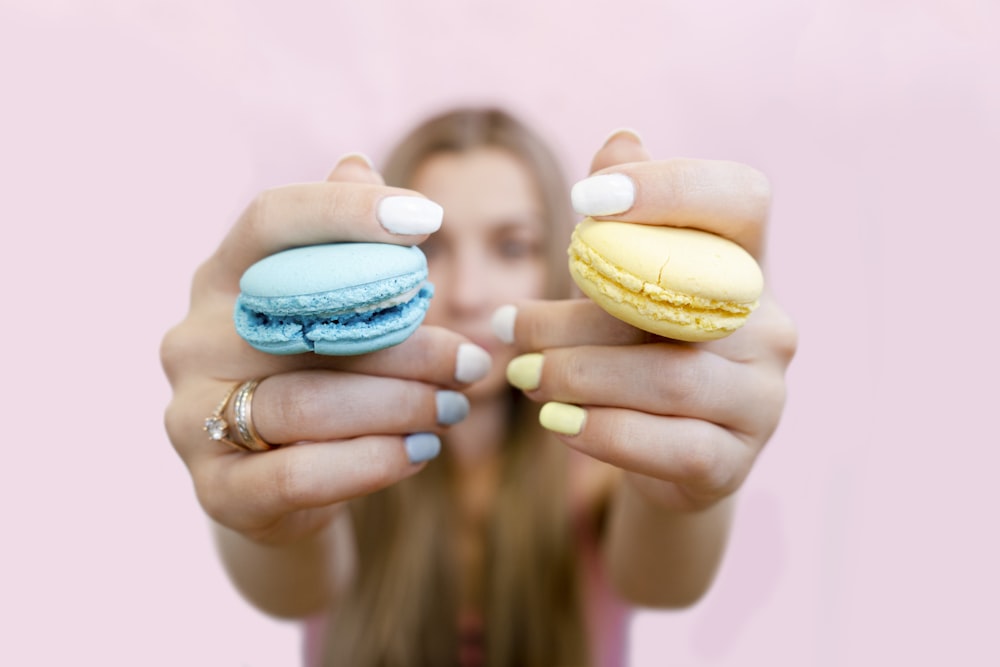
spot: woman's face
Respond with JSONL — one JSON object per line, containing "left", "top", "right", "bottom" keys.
{"left": 410, "top": 146, "right": 549, "bottom": 400}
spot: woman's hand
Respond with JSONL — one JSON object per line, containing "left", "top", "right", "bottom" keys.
{"left": 500, "top": 132, "right": 797, "bottom": 514}
{"left": 160, "top": 156, "right": 490, "bottom": 546}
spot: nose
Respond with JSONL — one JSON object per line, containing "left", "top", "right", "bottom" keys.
{"left": 446, "top": 243, "right": 489, "bottom": 315}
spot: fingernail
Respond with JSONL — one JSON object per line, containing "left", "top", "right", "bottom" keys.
{"left": 491, "top": 305, "right": 517, "bottom": 345}
{"left": 436, "top": 390, "right": 470, "bottom": 425}
{"left": 571, "top": 173, "right": 635, "bottom": 216}
{"left": 539, "top": 402, "right": 587, "bottom": 436}
{"left": 377, "top": 196, "right": 444, "bottom": 235}
{"left": 455, "top": 343, "right": 492, "bottom": 383}
{"left": 405, "top": 433, "right": 441, "bottom": 464}
{"left": 336, "top": 152, "right": 375, "bottom": 169}
{"left": 506, "top": 353, "right": 543, "bottom": 391}
{"left": 603, "top": 127, "right": 643, "bottom": 147}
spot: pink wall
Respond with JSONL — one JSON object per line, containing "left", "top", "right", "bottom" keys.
{"left": 2, "top": 1, "right": 997, "bottom": 664}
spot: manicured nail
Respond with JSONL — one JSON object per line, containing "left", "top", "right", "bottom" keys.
{"left": 455, "top": 343, "right": 492, "bottom": 383}
{"left": 603, "top": 127, "right": 643, "bottom": 147}
{"left": 377, "top": 196, "right": 444, "bottom": 235}
{"left": 506, "top": 353, "right": 543, "bottom": 391}
{"left": 491, "top": 305, "right": 517, "bottom": 345}
{"left": 336, "top": 152, "right": 375, "bottom": 169}
{"left": 571, "top": 173, "right": 635, "bottom": 216}
{"left": 435, "top": 390, "right": 470, "bottom": 425}
{"left": 539, "top": 402, "right": 587, "bottom": 436}
{"left": 405, "top": 433, "right": 441, "bottom": 464}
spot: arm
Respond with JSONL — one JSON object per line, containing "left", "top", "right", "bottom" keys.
{"left": 500, "top": 132, "right": 796, "bottom": 607}
{"left": 603, "top": 480, "right": 734, "bottom": 607}
{"left": 161, "top": 155, "right": 488, "bottom": 618}
{"left": 211, "top": 508, "right": 351, "bottom": 619}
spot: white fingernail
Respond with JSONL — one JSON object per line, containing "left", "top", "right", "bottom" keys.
{"left": 491, "top": 305, "right": 517, "bottom": 345}
{"left": 436, "top": 390, "right": 470, "bottom": 425}
{"left": 377, "top": 196, "right": 443, "bottom": 235}
{"left": 571, "top": 173, "right": 635, "bottom": 216}
{"left": 455, "top": 343, "right": 492, "bottom": 384}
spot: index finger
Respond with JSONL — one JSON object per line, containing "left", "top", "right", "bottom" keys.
{"left": 573, "top": 133, "right": 771, "bottom": 259}
{"left": 198, "top": 183, "right": 443, "bottom": 295}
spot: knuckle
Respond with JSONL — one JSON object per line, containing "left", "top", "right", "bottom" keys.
{"left": 554, "top": 350, "right": 590, "bottom": 396}
{"left": 192, "top": 467, "right": 229, "bottom": 524}
{"left": 679, "top": 440, "right": 723, "bottom": 485}
{"left": 359, "top": 449, "right": 400, "bottom": 493}
{"left": 243, "top": 188, "right": 274, "bottom": 232}
{"left": 652, "top": 353, "right": 711, "bottom": 411}
{"left": 674, "top": 426, "right": 738, "bottom": 493}
{"left": 162, "top": 399, "right": 188, "bottom": 452}
{"left": 771, "top": 313, "right": 799, "bottom": 364}
{"left": 520, "top": 307, "right": 549, "bottom": 350}
{"left": 270, "top": 449, "right": 311, "bottom": 510}
{"left": 745, "top": 166, "right": 773, "bottom": 209}
{"left": 159, "top": 325, "right": 192, "bottom": 384}
{"left": 265, "top": 380, "right": 310, "bottom": 439}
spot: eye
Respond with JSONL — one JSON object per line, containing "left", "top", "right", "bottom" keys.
{"left": 494, "top": 220, "right": 545, "bottom": 260}
{"left": 498, "top": 236, "right": 544, "bottom": 260}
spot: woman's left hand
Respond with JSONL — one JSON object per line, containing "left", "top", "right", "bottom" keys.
{"left": 500, "top": 132, "right": 797, "bottom": 513}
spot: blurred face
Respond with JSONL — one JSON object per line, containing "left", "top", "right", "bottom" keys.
{"left": 410, "top": 147, "right": 548, "bottom": 399}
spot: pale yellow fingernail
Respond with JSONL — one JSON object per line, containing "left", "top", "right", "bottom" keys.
{"left": 539, "top": 402, "right": 587, "bottom": 436}
{"left": 506, "top": 353, "right": 544, "bottom": 391}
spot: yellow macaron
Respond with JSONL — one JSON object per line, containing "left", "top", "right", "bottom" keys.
{"left": 568, "top": 218, "right": 763, "bottom": 342}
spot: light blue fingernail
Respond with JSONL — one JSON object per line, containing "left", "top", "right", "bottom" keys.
{"left": 405, "top": 433, "right": 441, "bottom": 464}
{"left": 436, "top": 391, "right": 470, "bottom": 426}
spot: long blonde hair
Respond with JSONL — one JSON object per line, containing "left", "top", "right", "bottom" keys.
{"left": 323, "top": 108, "right": 588, "bottom": 666}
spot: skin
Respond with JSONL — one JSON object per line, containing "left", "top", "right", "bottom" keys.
{"left": 160, "top": 131, "right": 797, "bottom": 619}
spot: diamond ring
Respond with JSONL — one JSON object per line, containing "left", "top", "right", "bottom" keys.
{"left": 204, "top": 380, "right": 273, "bottom": 452}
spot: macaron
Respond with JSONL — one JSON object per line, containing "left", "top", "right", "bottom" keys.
{"left": 568, "top": 218, "right": 763, "bottom": 342}
{"left": 234, "top": 243, "right": 433, "bottom": 355}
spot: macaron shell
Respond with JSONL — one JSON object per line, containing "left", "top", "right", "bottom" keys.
{"left": 568, "top": 219, "right": 763, "bottom": 342}
{"left": 571, "top": 219, "right": 762, "bottom": 302}
{"left": 234, "top": 243, "right": 432, "bottom": 356}
{"left": 312, "top": 318, "right": 423, "bottom": 355}
{"left": 239, "top": 243, "right": 428, "bottom": 302}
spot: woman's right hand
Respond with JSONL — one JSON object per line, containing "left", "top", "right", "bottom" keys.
{"left": 160, "top": 155, "right": 490, "bottom": 546}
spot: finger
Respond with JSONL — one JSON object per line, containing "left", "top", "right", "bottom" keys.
{"left": 507, "top": 343, "right": 782, "bottom": 436}
{"left": 312, "top": 326, "right": 493, "bottom": 388}
{"left": 325, "top": 152, "right": 386, "bottom": 186}
{"left": 539, "top": 404, "right": 753, "bottom": 500}
{"left": 589, "top": 129, "right": 651, "bottom": 172}
{"left": 162, "top": 322, "right": 492, "bottom": 393}
{"left": 572, "top": 158, "right": 771, "bottom": 259}
{"left": 250, "top": 370, "right": 468, "bottom": 445}
{"left": 198, "top": 180, "right": 443, "bottom": 296}
{"left": 492, "top": 299, "right": 649, "bottom": 352}
{"left": 195, "top": 434, "right": 437, "bottom": 528}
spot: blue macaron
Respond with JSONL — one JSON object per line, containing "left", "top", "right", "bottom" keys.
{"left": 234, "top": 243, "right": 433, "bottom": 356}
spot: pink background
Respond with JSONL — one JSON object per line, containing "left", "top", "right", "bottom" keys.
{"left": 2, "top": 1, "right": 998, "bottom": 664}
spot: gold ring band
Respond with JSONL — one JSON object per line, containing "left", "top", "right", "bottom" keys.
{"left": 204, "top": 379, "right": 274, "bottom": 452}
{"left": 231, "top": 379, "right": 273, "bottom": 452}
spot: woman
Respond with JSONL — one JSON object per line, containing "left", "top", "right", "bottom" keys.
{"left": 161, "top": 108, "right": 796, "bottom": 666}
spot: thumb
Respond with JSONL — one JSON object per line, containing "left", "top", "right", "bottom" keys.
{"left": 326, "top": 152, "right": 386, "bottom": 185}
{"left": 589, "top": 129, "right": 651, "bottom": 173}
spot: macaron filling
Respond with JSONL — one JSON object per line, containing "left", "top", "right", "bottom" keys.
{"left": 235, "top": 281, "right": 433, "bottom": 353}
